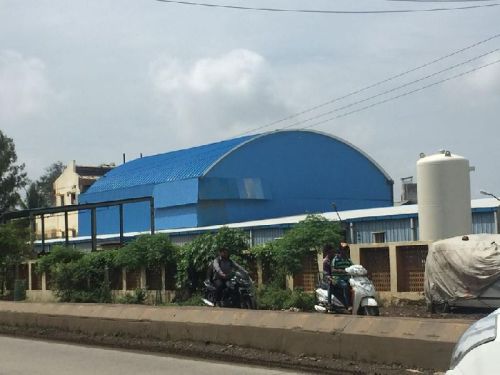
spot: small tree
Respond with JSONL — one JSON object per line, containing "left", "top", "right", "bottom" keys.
{"left": 36, "top": 161, "right": 66, "bottom": 207}
{"left": 0, "top": 221, "right": 32, "bottom": 295}
{"left": 22, "top": 182, "right": 46, "bottom": 209}
{"left": 0, "top": 130, "right": 27, "bottom": 215}
{"left": 38, "top": 246, "right": 117, "bottom": 303}
{"left": 114, "top": 233, "right": 177, "bottom": 271}
{"left": 177, "top": 226, "right": 249, "bottom": 292}
{"left": 251, "top": 214, "right": 342, "bottom": 286}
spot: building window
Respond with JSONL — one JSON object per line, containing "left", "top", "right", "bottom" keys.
{"left": 59, "top": 194, "right": 65, "bottom": 206}
{"left": 372, "top": 232, "right": 386, "bottom": 243}
{"left": 70, "top": 193, "right": 76, "bottom": 205}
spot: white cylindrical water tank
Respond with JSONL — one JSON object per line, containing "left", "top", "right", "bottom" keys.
{"left": 417, "top": 151, "right": 472, "bottom": 241}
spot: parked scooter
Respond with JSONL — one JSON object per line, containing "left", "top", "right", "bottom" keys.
{"left": 314, "top": 265, "right": 379, "bottom": 316}
{"left": 202, "top": 270, "right": 257, "bottom": 309}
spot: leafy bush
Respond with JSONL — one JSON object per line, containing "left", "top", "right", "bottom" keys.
{"left": 116, "top": 288, "right": 148, "bottom": 304}
{"left": 176, "top": 227, "right": 249, "bottom": 291}
{"left": 250, "top": 214, "right": 342, "bottom": 287}
{"left": 175, "top": 293, "right": 204, "bottom": 306}
{"left": 275, "top": 214, "right": 341, "bottom": 275}
{"left": 13, "top": 279, "right": 26, "bottom": 301}
{"left": 256, "top": 286, "right": 315, "bottom": 311}
{"left": 42, "top": 248, "right": 117, "bottom": 303}
{"left": 35, "top": 235, "right": 178, "bottom": 304}
{"left": 114, "top": 233, "right": 177, "bottom": 271}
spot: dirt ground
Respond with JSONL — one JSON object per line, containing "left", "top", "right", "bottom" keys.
{"left": 379, "top": 299, "right": 491, "bottom": 321}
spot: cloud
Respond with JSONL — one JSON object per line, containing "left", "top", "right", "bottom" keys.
{"left": 464, "top": 51, "right": 500, "bottom": 93}
{"left": 0, "top": 50, "right": 55, "bottom": 123}
{"left": 149, "top": 49, "right": 288, "bottom": 142}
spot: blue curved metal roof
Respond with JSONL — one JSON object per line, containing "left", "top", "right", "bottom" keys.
{"left": 85, "top": 130, "right": 393, "bottom": 195}
{"left": 85, "top": 135, "right": 255, "bottom": 194}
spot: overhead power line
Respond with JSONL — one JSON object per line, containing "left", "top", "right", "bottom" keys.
{"left": 300, "top": 58, "right": 500, "bottom": 130}
{"left": 236, "top": 32, "right": 500, "bottom": 136}
{"left": 155, "top": 0, "right": 500, "bottom": 14}
{"left": 388, "top": 0, "right": 493, "bottom": 2}
{"left": 279, "top": 48, "right": 500, "bottom": 130}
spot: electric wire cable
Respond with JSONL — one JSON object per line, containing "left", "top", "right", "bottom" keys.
{"left": 236, "top": 32, "right": 500, "bottom": 136}
{"left": 155, "top": 0, "right": 500, "bottom": 14}
{"left": 277, "top": 48, "right": 500, "bottom": 130}
{"left": 298, "top": 58, "right": 500, "bottom": 130}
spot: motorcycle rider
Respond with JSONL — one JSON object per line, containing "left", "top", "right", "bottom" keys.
{"left": 322, "top": 244, "right": 335, "bottom": 308}
{"left": 212, "top": 247, "right": 247, "bottom": 306}
{"left": 331, "top": 241, "right": 353, "bottom": 309}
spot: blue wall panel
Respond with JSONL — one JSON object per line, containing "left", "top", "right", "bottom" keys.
{"left": 202, "top": 131, "right": 393, "bottom": 225}
{"left": 155, "top": 205, "right": 198, "bottom": 229}
{"left": 153, "top": 179, "right": 198, "bottom": 208}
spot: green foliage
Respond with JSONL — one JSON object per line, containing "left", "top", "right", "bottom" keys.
{"left": 13, "top": 279, "right": 26, "bottom": 301}
{"left": 22, "top": 182, "right": 46, "bottom": 209}
{"left": 256, "top": 286, "right": 315, "bottom": 311}
{"left": 37, "top": 161, "right": 65, "bottom": 207}
{"left": 176, "top": 226, "right": 249, "bottom": 290}
{"left": 36, "top": 234, "right": 177, "bottom": 303}
{"left": 116, "top": 288, "right": 147, "bottom": 304}
{"left": 0, "top": 130, "right": 27, "bottom": 215}
{"left": 37, "top": 245, "right": 84, "bottom": 274}
{"left": 250, "top": 215, "right": 341, "bottom": 285}
{"left": 114, "top": 233, "right": 177, "bottom": 271}
{"left": 41, "top": 247, "right": 117, "bottom": 303}
{"left": 0, "top": 221, "right": 32, "bottom": 295}
{"left": 249, "top": 242, "right": 286, "bottom": 287}
{"left": 174, "top": 293, "right": 204, "bottom": 306}
{"left": 274, "top": 214, "right": 341, "bottom": 276}
{"left": 0, "top": 221, "right": 31, "bottom": 267}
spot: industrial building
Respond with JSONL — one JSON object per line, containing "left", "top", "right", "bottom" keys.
{"left": 78, "top": 130, "right": 394, "bottom": 235}
{"left": 24, "top": 134, "right": 499, "bottom": 304}
{"left": 35, "top": 160, "right": 114, "bottom": 239}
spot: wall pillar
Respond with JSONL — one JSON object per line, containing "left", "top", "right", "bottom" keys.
{"left": 256, "top": 259, "right": 263, "bottom": 287}
{"left": 316, "top": 252, "right": 323, "bottom": 278}
{"left": 140, "top": 267, "right": 147, "bottom": 289}
{"left": 41, "top": 272, "right": 47, "bottom": 291}
{"left": 161, "top": 266, "right": 166, "bottom": 291}
{"left": 350, "top": 244, "right": 361, "bottom": 264}
{"left": 286, "top": 275, "right": 294, "bottom": 290}
{"left": 389, "top": 244, "right": 398, "bottom": 293}
{"left": 28, "top": 262, "right": 32, "bottom": 291}
{"left": 122, "top": 268, "right": 127, "bottom": 291}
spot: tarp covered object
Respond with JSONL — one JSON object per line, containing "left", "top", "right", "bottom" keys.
{"left": 425, "top": 234, "right": 500, "bottom": 304}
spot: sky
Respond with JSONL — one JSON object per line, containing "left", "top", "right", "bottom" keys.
{"left": 1, "top": 0, "right": 499, "bottom": 201}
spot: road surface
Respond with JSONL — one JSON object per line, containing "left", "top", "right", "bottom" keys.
{"left": 0, "top": 335, "right": 305, "bottom": 375}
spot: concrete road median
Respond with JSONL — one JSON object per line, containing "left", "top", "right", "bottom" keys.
{"left": 0, "top": 302, "right": 471, "bottom": 370}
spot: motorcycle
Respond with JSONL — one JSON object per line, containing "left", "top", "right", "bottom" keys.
{"left": 202, "top": 270, "right": 257, "bottom": 309}
{"left": 314, "top": 264, "right": 380, "bottom": 316}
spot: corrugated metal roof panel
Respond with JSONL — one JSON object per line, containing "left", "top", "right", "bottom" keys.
{"left": 85, "top": 135, "right": 255, "bottom": 194}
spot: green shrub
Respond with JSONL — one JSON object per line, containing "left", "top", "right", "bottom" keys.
{"left": 116, "top": 288, "right": 148, "bottom": 304}
{"left": 176, "top": 227, "right": 249, "bottom": 291}
{"left": 13, "top": 279, "right": 26, "bottom": 301}
{"left": 175, "top": 293, "right": 204, "bottom": 306}
{"left": 256, "top": 286, "right": 315, "bottom": 311}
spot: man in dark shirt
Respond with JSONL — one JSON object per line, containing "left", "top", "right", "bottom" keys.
{"left": 212, "top": 247, "right": 247, "bottom": 306}
{"left": 331, "top": 241, "right": 353, "bottom": 308}
{"left": 322, "top": 244, "right": 335, "bottom": 306}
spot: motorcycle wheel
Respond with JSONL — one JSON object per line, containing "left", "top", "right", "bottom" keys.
{"left": 241, "top": 296, "right": 256, "bottom": 309}
{"left": 205, "top": 291, "right": 216, "bottom": 307}
{"left": 362, "top": 306, "right": 380, "bottom": 316}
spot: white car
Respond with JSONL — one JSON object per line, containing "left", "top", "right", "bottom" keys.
{"left": 447, "top": 309, "right": 500, "bottom": 374}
